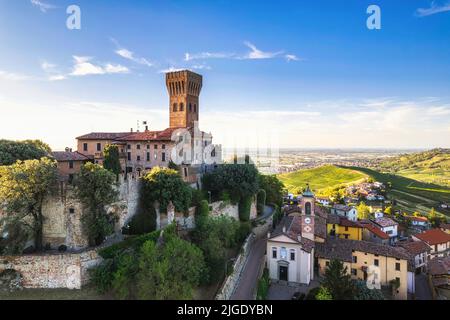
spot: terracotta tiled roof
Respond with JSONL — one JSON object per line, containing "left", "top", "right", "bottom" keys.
{"left": 414, "top": 229, "right": 450, "bottom": 245}
{"left": 372, "top": 217, "right": 398, "bottom": 228}
{"left": 327, "top": 214, "right": 362, "bottom": 228}
{"left": 76, "top": 132, "right": 131, "bottom": 140}
{"left": 361, "top": 223, "right": 390, "bottom": 239}
{"left": 315, "top": 206, "right": 328, "bottom": 219}
{"left": 333, "top": 204, "right": 353, "bottom": 212}
{"left": 428, "top": 256, "right": 450, "bottom": 276}
{"left": 397, "top": 241, "right": 431, "bottom": 255}
{"left": 316, "top": 238, "right": 410, "bottom": 261}
{"left": 52, "top": 151, "right": 92, "bottom": 162}
{"left": 408, "top": 216, "right": 428, "bottom": 222}
{"left": 269, "top": 215, "right": 315, "bottom": 253}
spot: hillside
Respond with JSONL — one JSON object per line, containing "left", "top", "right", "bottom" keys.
{"left": 277, "top": 165, "right": 367, "bottom": 195}
{"left": 377, "top": 148, "right": 450, "bottom": 187}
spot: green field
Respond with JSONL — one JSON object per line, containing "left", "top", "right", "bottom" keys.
{"left": 347, "top": 166, "right": 450, "bottom": 216}
{"left": 278, "top": 165, "right": 367, "bottom": 195}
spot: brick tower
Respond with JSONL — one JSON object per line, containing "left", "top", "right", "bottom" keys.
{"left": 166, "top": 70, "right": 202, "bottom": 128}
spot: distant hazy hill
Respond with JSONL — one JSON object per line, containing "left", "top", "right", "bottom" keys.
{"left": 277, "top": 165, "right": 367, "bottom": 195}
{"left": 377, "top": 148, "right": 450, "bottom": 187}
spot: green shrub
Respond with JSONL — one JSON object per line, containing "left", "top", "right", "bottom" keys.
{"left": 220, "top": 191, "right": 231, "bottom": 202}
{"left": 89, "top": 258, "right": 116, "bottom": 294}
{"left": 239, "top": 196, "right": 252, "bottom": 222}
{"left": 256, "top": 268, "right": 270, "bottom": 300}
{"left": 236, "top": 222, "right": 252, "bottom": 243}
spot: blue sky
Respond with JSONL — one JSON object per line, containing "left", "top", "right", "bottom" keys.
{"left": 0, "top": 0, "right": 450, "bottom": 149}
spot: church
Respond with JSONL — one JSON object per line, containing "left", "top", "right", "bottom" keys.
{"left": 267, "top": 185, "right": 318, "bottom": 285}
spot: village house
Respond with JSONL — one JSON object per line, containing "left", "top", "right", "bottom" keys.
{"left": 316, "top": 197, "right": 330, "bottom": 207}
{"left": 330, "top": 204, "right": 358, "bottom": 222}
{"left": 371, "top": 217, "right": 398, "bottom": 245}
{"left": 412, "top": 228, "right": 450, "bottom": 259}
{"left": 396, "top": 241, "right": 431, "bottom": 274}
{"left": 428, "top": 256, "right": 450, "bottom": 299}
{"left": 315, "top": 238, "right": 410, "bottom": 300}
{"left": 52, "top": 150, "right": 93, "bottom": 183}
{"left": 360, "top": 222, "right": 390, "bottom": 245}
{"left": 326, "top": 215, "right": 363, "bottom": 240}
{"left": 407, "top": 216, "right": 429, "bottom": 228}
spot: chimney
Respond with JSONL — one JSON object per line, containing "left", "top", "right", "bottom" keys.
{"left": 130, "top": 128, "right": 133, "bottom": 133}
{"left": 145, "top": 125, "right": 149, "bottom": 131}
{"left": 65, "top": 147, "right": 72, "bottom": 152}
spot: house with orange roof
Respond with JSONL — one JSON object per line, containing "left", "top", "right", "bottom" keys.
{"left": 412, "top": 228, "right": 450, "bottom": 259}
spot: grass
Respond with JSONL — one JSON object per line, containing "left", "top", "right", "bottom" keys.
{"left": 0, "top": 285, "right": 109, "bottom": 300}
{"left": 278, "top": 165, "right": 367, "bottom": 195}
{"left": 347, "top": 166, "right": 450, "bottom": 216}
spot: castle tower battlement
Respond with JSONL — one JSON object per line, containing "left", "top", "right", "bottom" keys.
{"left": 166, "top": 70, "right": 202, "bottom": 128}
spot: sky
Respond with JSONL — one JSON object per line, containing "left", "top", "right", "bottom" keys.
{"left": 0, "top": 0, "right": 450, "bottom": 150}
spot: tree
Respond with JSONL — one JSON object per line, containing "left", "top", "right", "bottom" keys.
{"left": 384, "top": 206, "right": 392, "bottom": 215}
{"left": 322, "top": 259, "right": 355, "bottom": 300}
{"left": 202, "top": 164, "right": 259, "bottom": 203}
{"left": 0, "top": 157, "right": 57, "bottom": 252}
{"left": 74, "top": 162, "right": 118, "bottom": 246}
{"left": 315, "top": 286, "right": 333, "bottom": 300}
{"left": 141, "top": 167, "right": 192, "bottom": 214}
{"left": 103, "top": 144, "right": 122, "bottom": 176}
{"left": 137, "top": 233, "right": 205, "bottom": 299}
{"left": 0, "top": 139, "right": 51, "bottom": 166}
{"left": 256, "top": 189, "right": 266, "bottom": 215}
{"left": 258, "top": 174, "right": 285, "bottom": 207}
{"left": 353, "top": 280, "right": 384, "bottom": 300}
{"left": 357, "top": 202, "right": 370, "bottom": 220}
{"left": 239, "top": 196, "right": 253, "bottom": 222}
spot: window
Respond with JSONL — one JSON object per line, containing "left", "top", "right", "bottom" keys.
{"left": 83, "top": 143, "right": 88, "bottom": 151}
{"left": 352, "top": 256, "right": 357, "bottom": 263}
{"left": 345, "top": 226, "right": 349, "bottom": 231}
{"left": 344, "top": 234, "right": 349, "bottom": 239}
{"left": 180, "top": 103, "right": 184, "bottom": 111}
{"left": 184, "top": 167, "right": 188, "bottom": 177}
{"left": 189, "top": 103, "right": 192, "bottom": 112}
{"left": 69, "top": 208, "right": 75, "bottom": 214}
{"left": 127, "top": 144, "right": 131, "bottom": 150}
{"left": 305, "top": 202, "right": 312, "bottom": 215}
{"left": 351, "top": 268, "right": 357, "bottom": 276}
{"left": 395, "top": 263, "right": 400, "bottom": 271}
{"left": 162, "top": 152, "right": 166, "bottom": 162}
{"left": 146, "top": 152, "right": 150, "bottom": 161}
{"left": 374, "top": 259, "right": 379, "bottom": 266}
{"left": 127, "top": 152, "right": 131, "bottom": 161}
{"left": 194, "top": 104, "right": 197, "bottom": 112}
{"left": 137, "top": 155, "right": 141, "bottom": 161}
{"left": 290, "top": 249, "right": 295, "bottom": 261}
{"left": 325, "top": 261, "right": 330, "bottom": 267}
{"left": 146, "top": 145, "right": 150, "bottom": 149}
{"left": 280, "top": 247, "right": 287, "bottom": 260}
{"left": 162, "top": 144, "right": 166, "bottom": 149}
{"left": 69, "top": 161, "right": 74, "bottom": 169}
{"left": 272, "top": 247, "right": 277, "bottom": 259}
{"left": 137, "top": 144, "right": 141, "bottom": 150}
{"left": 154, "top": 153, "right": 157, "bottom": 160}
{"left": 154, "top": 144, "right": 158, "bottom": 149}
{"left": 173, "top": 103, "right": 178, "bottom": 112}
{"left": 97, "top": 143, "right": 101, "bottom": 151}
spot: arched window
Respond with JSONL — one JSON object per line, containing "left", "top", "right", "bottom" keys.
{"left": 180, "top": 103, "right": 184, "bottom": 111}
{"left": 173, "top": 103, "right": 178, "bottom": 112}
{"left": 189, "top": 103, "right": 192, "bottom": 112}
{"left": 194, "top": 104, "right": 197, "bottom": 112}
{"left": 305, "top": 202, "right": 312, "bottom": 215}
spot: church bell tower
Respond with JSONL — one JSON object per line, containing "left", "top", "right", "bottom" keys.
{"left": 301, "top": 184, "right": 315, "bottom": 241}
{"left": 166, "top": 70, "right": 202, "bottom": 128}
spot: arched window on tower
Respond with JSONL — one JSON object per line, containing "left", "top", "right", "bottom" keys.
{"left": 189, "top": 103, "right": 192, "bottom": 112}
{"left": 305, "top": 202, "right": 312, "bottom": 215}
{"left": 180, "top": 103, "right": 184, "bottom": 111}
{"left": 173, "top": 103, "right": 178, "bottom": 112}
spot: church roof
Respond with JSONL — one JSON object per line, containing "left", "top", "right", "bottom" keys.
{"left": 269, "top": 215, "right": 315, "bottom": 253}
{"left": 302, "top": 184, "right": 315, "bottom": 197}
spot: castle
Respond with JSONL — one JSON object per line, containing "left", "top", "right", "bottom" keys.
{"left": 52, "top": 70, "right": 221, "bottom": 188}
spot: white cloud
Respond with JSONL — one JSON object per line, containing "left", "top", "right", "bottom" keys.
{"left": 191, "top": 64, "right": 212, "bottom": 70}
{"left": 48, "top": 75, "right": 66, "bottom": 81}
{"left": 416, "top": 1, "right": 450, "bottom": 17}
{"left": 0, "top": 70, "right": 31, "bottom": 81}
{"left": 184, "top": 42, "right": 301, "bottom": 63}
{"left": 70, "top": 56, "right": 129, "bottom": 76}
{"left": 111, "top": 38, "right": 153, "bottom": 67}
{"left": 30, "top": 0, "right": 56, "bottom": 13}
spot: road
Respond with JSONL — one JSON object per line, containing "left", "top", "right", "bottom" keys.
{"left": 415, "top": 273, "right": 433, "bottom": 300}
{"left": 230, "top": 237, "right": 266, "bottom": 300}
